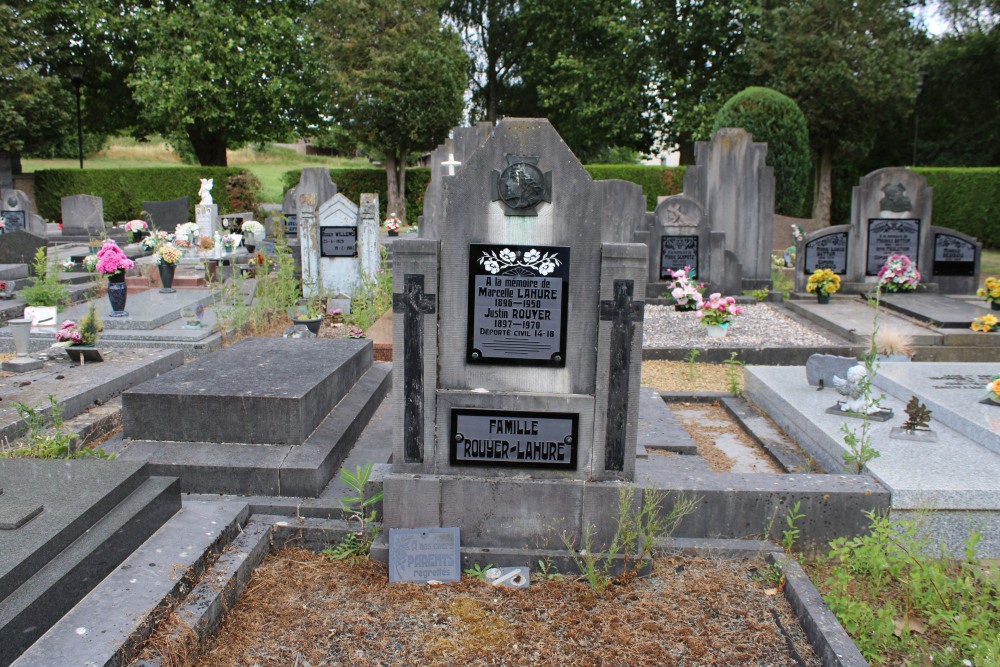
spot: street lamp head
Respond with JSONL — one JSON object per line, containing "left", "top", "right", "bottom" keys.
{"left": 68, "top": 64, "right": 85, "bottom": 86}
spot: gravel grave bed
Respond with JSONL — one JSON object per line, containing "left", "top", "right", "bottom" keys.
{"left": 145, "top": 548, "right": 821, "bottom": 667}
{"left": 643, "top": 303, "right": 836, "bottom": 349}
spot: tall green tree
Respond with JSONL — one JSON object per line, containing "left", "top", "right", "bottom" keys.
{"left": 313, "top": 0, "right": 466, "bottom": 223}
{"left": 445, "top": 0, "right": 522, "bottom": 123}
{"left": 750, "top": 0, "right": 922, "bottom": 224}
{"left": 0, "top": 2, "right": 74, "bottom": 162}
{"left": 129, "top": 0, "right": 323, "bottom": 166}
{"left": 646, "top": 0, "right": 759, "bottom": 164}
{"left": 510, "top": 0, "right": 655, "bottom": 162}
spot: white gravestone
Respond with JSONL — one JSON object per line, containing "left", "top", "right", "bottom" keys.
{"left": 315, "top": 193, "right": 360, "bottom": 296}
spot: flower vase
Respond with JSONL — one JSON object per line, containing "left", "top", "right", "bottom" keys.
{"left": 705, "top": 324, "right": 728, "bottom": 338}
{"left": 158, "top": 263, "right": 176, "bottom": 293}
{"left": 992, "top": 301, "right": 999, "bottom": 312}
{"left": 107, "top": 271, "right": 128, "bottom": 317}
{"left": 388, "top": 230, "right": 399, "bottom": 237}
{"left": 245, "top": 243, "right": 256, "bottom": 255}
{"left": 817, "top": 293, "right": 830, "bottom": 304}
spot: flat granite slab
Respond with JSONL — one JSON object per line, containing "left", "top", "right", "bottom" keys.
{"left": 57, "top": 288, "right": 218, "bottom": 331}
{"left": 745, "top": 365, "right": 1000, "bottom": 518}
{"left": 873, "top": 362, "right": 1000, "bottom": 457}
{"left": 785, "top": 297, "right": 941, "bottom": 346}
{"left": 123, "top": 338, "right": 373, "bottom": 446}
{"left": 881, "top": 292, "right": 993, "bottom": 328}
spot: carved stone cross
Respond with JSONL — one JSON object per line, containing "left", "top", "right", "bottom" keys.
{"left": 392, "top": 274, "right": 437, "bottom": 463}
{"left": 442, "top": 153, "right": 462, "bottom": 177}
{"left": 599, "top": 279, "right": 644, "bottom": 472}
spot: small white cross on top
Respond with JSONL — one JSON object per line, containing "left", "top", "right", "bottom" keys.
{"left": 442, "top": 153, "right": 461, "bottom": 176}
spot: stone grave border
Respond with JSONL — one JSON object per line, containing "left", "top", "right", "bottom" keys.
{"left": 14, "top": 509, "right": 866, "bottom": 667}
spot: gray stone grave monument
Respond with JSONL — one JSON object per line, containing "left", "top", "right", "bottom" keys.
{"left": 795, "top": 167, "right": 982, "bottom": 295}
{"left": 141, "top": 196, "right": 189, "bottom": 230}
{"left": 281, "top": 187, "right": 298, "bottom": 236}
{"left": 296, "top": 168, "right": 339, "bottom": 298}
{"left": 60, "top": 194, "right": 104, "bottom": 236}
{"left": 421, "top": 122, "right": 494, "bottom": 237}
{"left": 683, "top": 127, "right": 775, "bottom": 291}
{"left": 384, "top": 118, "right": 648, "bottom": 550}
{"left": 194, "top": 179, "right": 219, "bottom": 239}
{"left": 300, "top": 192, "right": 380, "bottom": 297}
{"left": 1, "top": 190, "right": 43, "bottom": 236}
{"left": 635, "top": 193, "right": 739, "bottom": 298}
{"left": 0, "top": 230, "right": 47, "bottom": 268}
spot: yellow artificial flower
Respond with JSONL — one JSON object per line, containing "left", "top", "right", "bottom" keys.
{"left": 806, "top": 268, "right": 841, "bottom": 295}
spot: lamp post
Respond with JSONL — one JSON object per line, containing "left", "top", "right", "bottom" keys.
{"left": 912, "top": 70, "right": 928, "bottom": 167}
{"left": 68, "top": 64, "right": 85, "bottom": 169}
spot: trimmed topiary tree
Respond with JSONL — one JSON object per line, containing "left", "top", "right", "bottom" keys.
{"left": 712, "top": 87, "right": 811, "bottom": 217}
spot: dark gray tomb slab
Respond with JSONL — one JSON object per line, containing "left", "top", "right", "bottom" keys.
{"left": 0, "top": 460, "right": 179, "bottom": 667}
{"left": 881, "top": 292, "right": 993, "bottom": 328}
{"left": 1, "top": 190, "right": 42, "bottom": 236}
{"left": 142, "top": 196, "right": 189, "bottom": 230}
{"left": 931, "top": 227, "right": 981, "bottom": 294}
{"left": 0, "top": 230, "right": 46, "bottom": 267}
{"left": 122, "top": 337, "right": 371, "bottom": 445}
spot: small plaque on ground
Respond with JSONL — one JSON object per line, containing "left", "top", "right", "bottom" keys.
{"left": 933, "top": 233, "right": 976, "bottom": 277}
{"left": 803, "top": 232, "right": 848, "bottom": 274}
{"left": 660, "top": 236, "right": 698, "bottom": 279}
{"left": 450, "top": 408, "right": 578, "bottom": 469}
{"left": 388, "top": 527, "right": 461, "bottom": 583}
{"left": 320, "top": 226, "right": 358, "bottom": 257}
{"left": 867, "top": 218, "right": 920, "bottom": 275}
{"left": 467, "top": 243, "right": 569, "bottom": 366}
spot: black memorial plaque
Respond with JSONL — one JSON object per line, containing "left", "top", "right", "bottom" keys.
{"left": 450, "top": 408, "right": 578, "bottom": 469}
{"left": 933, "top": 233, "right": 976, "bottom": 277}
{"left": 285, "top": 213, "right": 298, "bottom": 234}
{"left": 867, "top": 218, "right": 920, "bottom": 275}
{"left": 320, "top": 226, "right": 357, "bottom": 257}
{"left": 467, "top": 243, "right": 569, "bottom": 366}
{"left": 659, "top": 236, "right": 698, "bottom": 279}
{"left": 803, "top": 232, "right": 848, "bottom": 274}
{"left": 0, "top": 211, "right": 26, "bottom": 233}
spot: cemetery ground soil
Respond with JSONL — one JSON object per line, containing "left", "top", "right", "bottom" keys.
{"left": 145, "top": 548, "right": 821, "bottom": 667}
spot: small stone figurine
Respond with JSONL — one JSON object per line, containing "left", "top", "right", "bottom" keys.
{"left": 198, "top": 178, "right": 214, "bottom": 206}
{"left": 832, "top": 365, "right": 879, "bottom": 415}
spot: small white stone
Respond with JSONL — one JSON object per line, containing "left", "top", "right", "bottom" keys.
{"left": 75, "top": 627, "right": 87, "bottom": 636}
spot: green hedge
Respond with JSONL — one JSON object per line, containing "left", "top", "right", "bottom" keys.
{"left": 915, "top": 168, "right": 1000, "bottom": 249}
{"left": 34, "top": 167, "right": 247, "bottom": 222}
{"left": 282, "top": 165, "right": 685, "bottom": 218}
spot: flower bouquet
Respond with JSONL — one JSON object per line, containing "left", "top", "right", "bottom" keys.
{"left": 877, "top": 254, "right": 920, "bottom": 292}
{"left": 977, "top": 276, "right": 1000, "bottom": 310}
{"left": 806, "top": 269, "right": 841, "bottom": 298}
{"left": 123, "top": 219, "right": 148, "bottom": 243}
{"left": 153, "top": 243, "right": 182, "bottom": 266}
{"left": 985, "top": 374, "right": 1000, "bottom": 404}
{"left": 95, "top": 240, "right": 134, "bottom": 275}
{"left": 241, "top": 220, "right": 264, "bottom": 244}
{"left": 385, "top": 213, "right": 400, "bottom": 235}
{"left": 971, "top": 314, "right": 999, "bottom": 333}
{"left": 175, "top": 222, "right": 200, "bottom": 245}
{"left": 141, "top": 230, "right": 174, "bottom": 252}
{"left": 82, "top": 254, "right": 99, "bottom": 273}
{"left": 59, "top": 259, "right": 76, "bottom": 271}
{"left": 697, "top": 292, "right": 742, "bottom": 330}
{"left": 664, "top": 267, "right": 704, "bottom": 311}
{"left": 55, "top": 303, "right": 103, "bottom": 362}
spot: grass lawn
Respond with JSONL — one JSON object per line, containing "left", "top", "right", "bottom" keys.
{"left": 981, "top": 249, "right": 1000, "bottom": 277}
{"left": 21, "top": 139, "right": 372, "bottom": 204}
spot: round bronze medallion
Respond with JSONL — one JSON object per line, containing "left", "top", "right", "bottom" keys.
{"left": 498, "top": 161, "right": 546, "bottom": 210}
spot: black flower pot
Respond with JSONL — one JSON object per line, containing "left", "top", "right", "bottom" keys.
{"left": 107, "top": 271, "right": 128, "bottom": 317}
{"left": 292, "top": 317, "right": 322, "bottom": 335}
{"left": 158, "top": 263, "right": 176, "bottom": 293}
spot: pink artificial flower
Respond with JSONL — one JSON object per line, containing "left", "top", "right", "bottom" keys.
{"left": 60, "top": 320, "right": 75, "bottom": 330}
{"left": 70, "top": 331, "right": 82, "bottom": 344}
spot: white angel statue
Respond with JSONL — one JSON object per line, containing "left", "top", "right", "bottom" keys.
{"left": 198, "top": 178, "right": 214, "bottom": 206}
{"left": 832, "top": 364, "right": 879, "bottom": 415}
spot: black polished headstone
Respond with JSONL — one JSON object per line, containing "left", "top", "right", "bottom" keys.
{"left": 466, "top": 243, "right": 569, "bottom": 366}
{"left": 933, "top": 233, "right": 976, "bottom": 277}
{"left": 659, "top": 236, "right": 698, "bottom": 279}
{"left": 867, "top": 218, "right": 920, "bottom": 275}
{"left": 142, "top": 197, "right": 189, "bottom": 229}
{"left": 804, "top": 232, "right": 849, "bottom": 274}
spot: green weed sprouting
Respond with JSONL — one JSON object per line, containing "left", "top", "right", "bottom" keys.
{"left": 723, "top": 351, "right": 744, "bottom": 395}
{"left": 0, "top": 396, "right": 113, "bottom": 460}
{"left": 323, "top": 463, "right": 383, "bottom": 562}
{"left": 684, "top": 348, "right": 701, "bottom": 383}
{"left": 346, "top": 247, "right": 393, "bottom": 332}
{"left": 841, "top": 289, "right": 884, "bottom": 473}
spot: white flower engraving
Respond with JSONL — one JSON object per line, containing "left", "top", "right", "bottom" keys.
{"left": 499, "top": 248, "right": 517, "bottom": 263}
{"left": 538, "top": 261, "right": 555, "bottom": 276}
{"left": 483, "top": 258, "right": 500, "bottom": 274}
{"left": 523, "top": 249, "right": 541, "bottom": 263}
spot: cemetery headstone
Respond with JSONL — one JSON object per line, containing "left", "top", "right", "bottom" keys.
{"left": 141, "top": 197, "right": 189, "bottom": 230}
{"left": 60, "top": 194, "right": 104, "bottom": 236}
{"left": 281, "top": 187, "right": 298, "bottom": 236}
{"left": 384, "top": 118, "right": 648, "bottom": 550}
{"left": 683, "top": 127, "right": 775, "bottom": 290}
{"left": 1, "top": 190, "right": 43, "bottom": 236}
{"left": 931, "top": 228, "right": 980, "bottom": 294}
{"left": 358, "top": 193, "right": 381, "bottom": 280}
{"left": 421, "top": 122, "right": 494, "bottom": 238}
{"left": 0, "top": 152, "right": 14, "bottom": 190}
{"left": 637, "top": 193, "right": 734, "bottom": 296}
{"left": 296, "top": 168, "right": 338, "bottom": 297}
{"left": 852, "top": 167, "right": 932, "bottom": 282}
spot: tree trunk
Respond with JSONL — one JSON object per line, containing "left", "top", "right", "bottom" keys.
{"left": 187, "top": 127, "right": 228, "bottom": 166}
{"left": 678, "top": 131, "right": 696, "bottom": 166}
{"left": 385, "top": 149, "right": 408, "bottom": 225}
{"left": 812, "top": 146, "right": 833, "bottom": 226}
